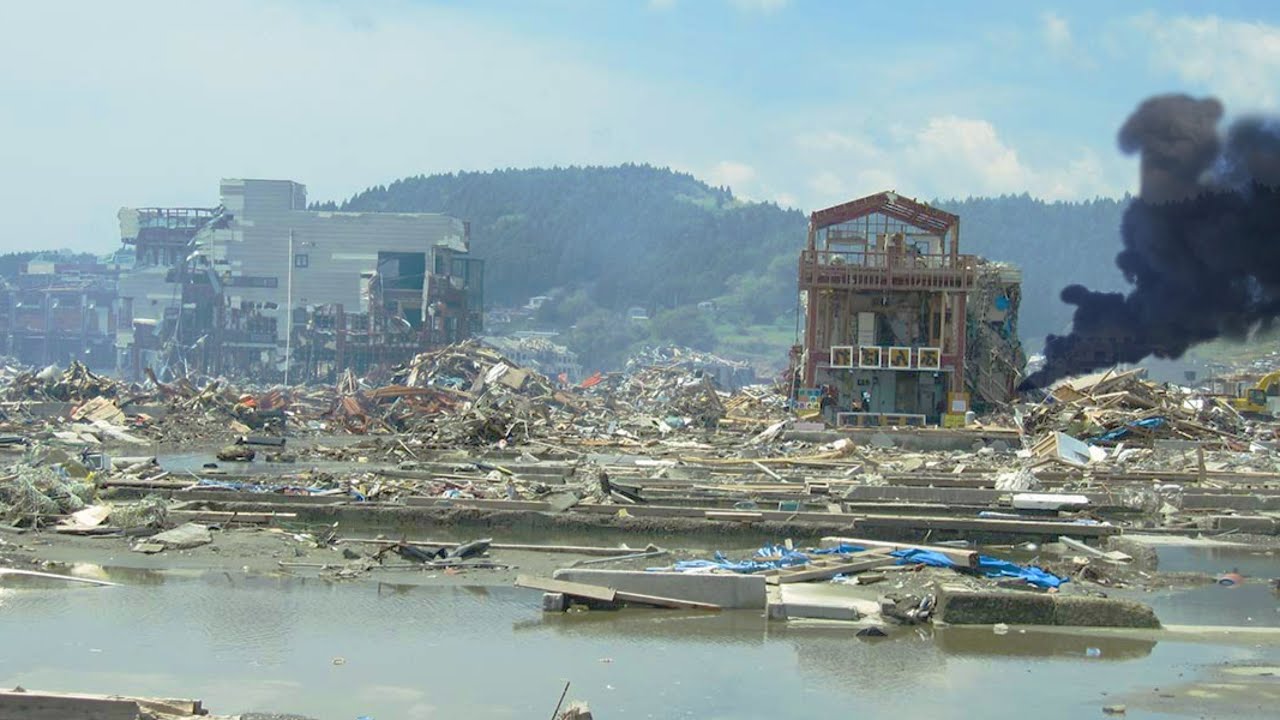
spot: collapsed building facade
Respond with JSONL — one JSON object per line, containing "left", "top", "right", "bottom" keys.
{"left": 0, "top": 256, "right": 118, "bottom": 369}
{"left": 116, "top": 179, "right": 483, "bottom": 381}
{"left": 792, "top": 191, "right": 1024, "bottom": 426}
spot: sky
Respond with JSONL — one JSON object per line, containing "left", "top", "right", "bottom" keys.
{"left": 2, "top": 0, "right": 1280, "bottom": 253}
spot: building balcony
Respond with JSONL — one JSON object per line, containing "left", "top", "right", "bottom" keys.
{"left": 799, "top": 250, "right": 976, "bottom": 291}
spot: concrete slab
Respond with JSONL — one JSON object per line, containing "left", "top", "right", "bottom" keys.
{"left": 1207, "top": 515, "right": 1279, "bottom": 534}
{"left": 1053, "top": 596, "right": 1161, "bottom": 628}
{"left": 769, "top": 600, "right": 861, "bottom": 621}
{"left": 768, "top": 583, "right": 877, "bottom": 621}
{"left": 551, "top": 569, "right": 766, "bottom": 609}
{"left": 935, "top": 585, "right": 1160, "bottom": 628}
{"left": 1182, "top": 493, "right": 1280, "bottom": 512}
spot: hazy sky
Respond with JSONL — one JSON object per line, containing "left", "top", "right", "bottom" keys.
{"left": 2, "top": 0, "right": 1279, "bottom": 253}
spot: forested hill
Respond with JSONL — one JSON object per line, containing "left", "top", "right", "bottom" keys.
{"left": 331, "top": 165, "right": 1133, "bottom": 347}
{"left": 333, "top": 165, "right": 804, "bottom": 310}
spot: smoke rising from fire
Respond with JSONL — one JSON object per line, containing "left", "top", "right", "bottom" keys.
{"left": 1021, "top": 94, "right": 1280, "bottom": 390}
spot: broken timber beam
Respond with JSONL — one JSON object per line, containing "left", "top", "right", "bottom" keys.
{"left": 765, "top": 551, "right": 895, "bottom": 585}
{"left": 821, "top": 536, "right": 979, "bottom": 568}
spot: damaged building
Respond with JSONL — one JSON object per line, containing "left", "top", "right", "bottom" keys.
{"left": 116, "top": 179, "right": 483, "bottom": 380}
{"left": 792, "top": 191, "right": 1024, "bottom": 426}
{"left": 0, "top": 256, "right": 118, "bottom": 369}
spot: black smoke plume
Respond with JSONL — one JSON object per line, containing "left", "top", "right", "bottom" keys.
{"left": 1020, "top": 94, "right": 1280, "bottom": 390}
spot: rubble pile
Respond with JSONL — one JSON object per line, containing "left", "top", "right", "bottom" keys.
{"left": 570, "top": 347, "right": 775, "bottom": 435}
{"left": 0, "top": 463, "right": 95, "bottom": 523}
{"left": 720, "top": 384, "right": 791, "bottom": 431}
{"left": 371, "top": 340, "right": 582, "bottom": 446}
{"left": 4, "top": 361, "right": 124, "bottom": 403}
{"left": 610, "top": 364, "right": 726, "bottom": 428}
{"left": 1021, "top": 368, "right": 1252, "bottom": 449}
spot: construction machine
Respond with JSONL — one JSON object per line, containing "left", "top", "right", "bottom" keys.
{"left": 1231, "top": 371, "right": 1280, "bottom": 418}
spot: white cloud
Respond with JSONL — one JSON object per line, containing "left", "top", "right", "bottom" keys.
{"left": 794, "top": 130, "right": 881, "bottom": 157}
{"left": 808, "top": 171, "right": 846, "bottom": 198}
{"left": 794, "top": 116, "right": 1126, "bottom": 206}
{"left": 1134, "top": 13, "right": 1280, "bottom": 110}
{"left": 1042, "top": 11, "right": 1072, "bottom": 55}
{"left": 707, "top": 160, "right": 757, "bottom": 190}
{"left": 727, "top": 0, "right": 789, "bottom": 13}
{"left": 905, "top": 116, "right": 1036, "bottom": 195}
{"left": 1040, "top": 11, "right": 1096, "bottom": 69}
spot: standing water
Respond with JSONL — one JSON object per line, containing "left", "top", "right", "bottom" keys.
{"left": 2, "top": 560, "right": 1278, "bottom": 719}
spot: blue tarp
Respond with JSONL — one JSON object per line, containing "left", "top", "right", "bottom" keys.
{"left": 666, "top": 543, "right": 1066, "bottom": 589}
{"left": 669, "top": 543, "right": 865, "bottom": 574}
{"left": 891, "top": 548, "right": 1068, "bottom": 589}
{"left": 1090, "top": 416, "right": 1167, "bottom": 444}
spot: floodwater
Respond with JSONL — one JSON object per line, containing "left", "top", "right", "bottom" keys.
{"left": 2, "top": 546, "right": 1278, "bottom": 719}
{"left": 1128, "top": 544, "right": 1280, "bottom": 629}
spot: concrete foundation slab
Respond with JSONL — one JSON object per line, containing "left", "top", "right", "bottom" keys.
{"left": 551, "top": 569, "right": 766, "bottom": 609}
{"left": 936, "top": 586, "right": 1160, "bottom": 628}
{"left": 768, "top": 600, "right": 861, "bottom": 621}
{"left": 1207, "top": 515, "right": 1279, "bottom": 534}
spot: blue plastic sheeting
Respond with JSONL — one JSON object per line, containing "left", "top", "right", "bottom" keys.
{"left": 668, "top": 542, "right": 866, "bottom": 574}
{"left": 891, "top": 548, "right": 1069, "bottom": 589}
{"left": 1090, "top": 416, "right": 1166, "bottom": 444}
{"left": 812, "top": 543, "right": 865, "bottom": 555}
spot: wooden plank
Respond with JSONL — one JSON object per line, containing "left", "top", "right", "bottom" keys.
{"left": 168, "top": 510, "right": 296, "bottom": 524}
{"left": 769, "top": 552, "right": 895, "bottom": 585}
{"left": 514, "top": 575, "right": 616, "bottom": 602}
{"left": 99, "top": 476, "right": 194, "bottom": 490}
{"left": 704, "top": 510, "right": 763, "bottom": 522}
{"left": 751, "top": 460, "right": 785, "bottom": 481}
{"left": 612, "top": 590, "right": 721, "bottom": 610}
{"left": 341, "top": 538, "right": 649, "bottom": 557}
{"left": 822, "top": 536, "right": 980, "bottom": 568}
{"left": 853, "top": 515, "right": 1118, "bottom": 538}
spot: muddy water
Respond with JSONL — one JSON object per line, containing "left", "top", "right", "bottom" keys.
{"left": 2, "top": 558, "right": 1278, "bottom": 720}
{"left": 1137, "top": 544, "right": 1280, "bottom": 628}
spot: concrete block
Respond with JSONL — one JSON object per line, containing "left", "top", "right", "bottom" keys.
{"left": 767, "top": 600, "right": 861, "bottom": 622}
{"left": 1052, "top": 596, "right": 1160, "bottom": 629}
{"left": 552, "top": 569, "right": 766, "bottom": 609}
{"left": 1181, "top": 494, "right": 1275, "bottom": 512}
{"left": 935, "top": 586, "right": 1161, "bottom": 628}
{"left": 1211, "top": 515, "right": 1279, "bottom": 534}
{"left": 542, "top": 592, "right": 567, "bottom": 612}
{"left": 936, "top": 588, "right": 1057, "bottom": 626}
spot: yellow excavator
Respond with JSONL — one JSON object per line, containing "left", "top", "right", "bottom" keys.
{"left": 1231, "top": 371, "right": 1280, "bottom": 418}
